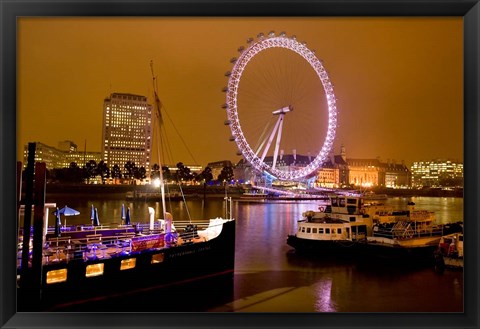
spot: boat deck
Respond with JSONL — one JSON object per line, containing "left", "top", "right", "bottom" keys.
{"left": 17, "top": 231, "right": 205, "bottom": 268}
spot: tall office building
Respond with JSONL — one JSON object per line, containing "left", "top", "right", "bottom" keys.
{"left": 102, "top": 93, "right": 153, "bottom": 173}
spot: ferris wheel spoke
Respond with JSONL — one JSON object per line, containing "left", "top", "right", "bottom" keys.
{"left": 259, "top": 113, "right": 283, "bottom": 163}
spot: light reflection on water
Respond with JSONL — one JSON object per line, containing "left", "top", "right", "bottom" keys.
{"left": 35, "top": 194, "right": 463, "bottom": 312}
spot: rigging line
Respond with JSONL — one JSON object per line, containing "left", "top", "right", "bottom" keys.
{"left": 159, "top": 104, "right": 198, "bottom": 165}
{"left": 177, "top": 183, "right": 192, "bottom": 223}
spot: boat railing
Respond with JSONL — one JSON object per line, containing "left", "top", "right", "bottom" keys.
{"left": 373, "top": 222, "right": 444, "bottom": 239}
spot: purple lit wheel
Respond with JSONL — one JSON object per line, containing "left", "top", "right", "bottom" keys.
{"left": 224, "top": 32, "right": 337, "bottom": 181}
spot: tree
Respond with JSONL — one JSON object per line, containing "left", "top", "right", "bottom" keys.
{"left": 151, "top": 163, "right": 160, "bottom": 181}
{"left": 218, "top": 166, "right": 234, "bottom": 183}
{"left": 134, "top": 166, "right": 147, "bottom": 182}
{"left": 176, "top": 162, "right": 193, "bottom": 183}
{"left": 124, "top": 161, "right": 135, "bottom": 183}
{"left": 96, "top": 160, "right": 110, "bottom": 184}
{"left": 67, "top": 162, "right": 84, "bottom": 183}
{"left": 85, "top": 160, "right": 97, "bottom": 183}
{"left": 111, "top": 164, "right": 122, "bottom": 183}
{"left": 162, "top": 166, "right": 172, "bottom": 183}
{"left": 196, "top": 166, "right": 213, "bottom": 184}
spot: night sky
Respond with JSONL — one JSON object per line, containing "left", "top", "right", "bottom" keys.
{"left": 17, "top": 17, "right": 463, "bottom": 168}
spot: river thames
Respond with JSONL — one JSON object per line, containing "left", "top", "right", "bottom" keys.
{"left": 39, "top": 193, "right": 463, "bottom": 313}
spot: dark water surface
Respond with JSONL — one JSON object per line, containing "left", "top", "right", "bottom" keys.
{"left": 41, "top": 194, "right": 464, "bottom": 313}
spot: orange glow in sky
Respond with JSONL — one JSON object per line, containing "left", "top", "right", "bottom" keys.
{"left": 17, "top": 17, "right": 463, "bottom": 167}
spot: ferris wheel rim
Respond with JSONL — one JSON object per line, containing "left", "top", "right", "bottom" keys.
{"left": 225, "top": 33, "right": 337, "bottom": 181}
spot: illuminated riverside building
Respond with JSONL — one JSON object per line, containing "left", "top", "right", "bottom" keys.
{"left": 22, "top": 141, "right": 102, "bottom": 169}
{"left": 410, "top": 160, "right": 463, "bottom": 187}
{"left": 102, "top": 93, "right": 153, "bottom": 173}
{"left": 314, "top": 146, "right": 410, "bottom": 188}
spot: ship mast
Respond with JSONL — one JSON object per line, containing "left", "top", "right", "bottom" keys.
{"left": 150, "top": 60, "right": 167, "bottom": 222}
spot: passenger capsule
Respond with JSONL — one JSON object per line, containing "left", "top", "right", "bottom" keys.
{"left": 225, "top": 71, "right": 231, "bottom": 77}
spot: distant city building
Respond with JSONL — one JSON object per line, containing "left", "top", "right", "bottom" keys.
{"left": 57, "top": 140, "right": 77, "bottom": 153}
{"left": 22, "top": 142, "right": 101, "bottom": 170}
{"left": 102, "top": 93, "right": 153, "bottom": 173}
{"left": 207, "top": 160, "right": 233, "bottom": 181}
{"left": 410, "top": 159, "right": 463, "bottom": 187}
{"left": 315, "top": 159, "right": 340, "bottom": 188}
{"left": 383, "top": 160, "right": 411, "bottom": 188}
{"left": 314, "top": 146, "right": 410, "bottom": 188}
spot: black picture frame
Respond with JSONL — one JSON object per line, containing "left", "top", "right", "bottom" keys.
{"left": 1, "top": 0, "right": 478, "bottom": 328}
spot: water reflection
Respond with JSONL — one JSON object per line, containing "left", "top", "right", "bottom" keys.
{"left": 34, "top": 194, "right": 463, "bottom": 312}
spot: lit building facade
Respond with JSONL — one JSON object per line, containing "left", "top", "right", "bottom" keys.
{"left": 410, "top": 160, "right": 463, "bottom": 187}
{"left": 102, "top": 93, "right": 153, "bottom": 173}
{"left": 347, "top": 158, "right": 384, "bottom": 188}
{"left": 315, "top": 146, "right": 410, "bottom": 188}
{"left": 22, "top": 142, "right": 101, "bottom": 169}
{"left": 315, "top": 160, "right": 340, "bottom": 188}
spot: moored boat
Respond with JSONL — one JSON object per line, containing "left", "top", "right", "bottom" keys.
{"left": 17, "top": 203, "right": 235, "bottom": 311}
{"left": 287, "top": 194, "right": 462, "bottom": 263}
{"left": 434, "top": 232, "right": 464, "bottom": 271}
{"left": 286, "top": 194, "right": 383, "bottom": 254}
{"left": 362, "top": 191, "right": 388, "bottom": 200}
{"left": 356, "top": 202, "right": 463, "bottom": 263}
{"left": 17, "top": 63, "right": 236, "bottom": 311}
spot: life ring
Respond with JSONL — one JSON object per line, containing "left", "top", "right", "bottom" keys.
{"left": 319, "top": 206, "right": 325, "bottom": 212}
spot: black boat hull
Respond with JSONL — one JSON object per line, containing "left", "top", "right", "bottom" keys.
{"left": 18, "top": 219, "right": 235, "bottom": 311}
{"left": 286, "top": 235, "right": 361, "bottom": 256}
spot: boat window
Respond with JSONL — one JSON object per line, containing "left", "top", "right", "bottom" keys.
{"left": 319, "top": 228, "right": 324, "bottom": 234}
{"left": 301, "top": 227, "right": 305, "bottom": 233}
{"left": 312, "top": 228, "right": 317, "bottom": 234}
{"left": 86, "top": 263, "right": 104, "bottom": 277}
{"left": 350, "top": 217, "right": 356, "bottom": 222}
{"left": 331, "top": 198, "right": 338, "bottom": 207}
{"left": 325, "top": 228, "right": 330, "bottom": 234}
{"left": 151, "top": 253, "right": 164, "bottom": 264}
{"left": 338, "top": 228, "right": 342, "bottom": 234}
{"left": 357, "top": 225, "right": 367, "bottom": 234}
{"left": 307, "top": 227, "right": 311, "bottom": 233}
{"left": 339, "top": 198, "right": 346, "bottom": 207}
{"left": 347, "top": 198, "right": 357, "bottom": 205}
{"left": 46, "top": 269, "right": 67, "bottom": 284}
{"left": 120, "top": 258, "right": 136, "bottom": 270}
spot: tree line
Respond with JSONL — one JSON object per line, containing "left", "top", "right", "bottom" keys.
{"left": 40, "top": 160, "right": 235, "bottom": 185}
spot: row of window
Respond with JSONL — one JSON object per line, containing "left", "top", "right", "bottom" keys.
{"left": 46, "top": 253, "right": 164, "bottom": 284}
{"left": 299, "top": 226, "right": 348, "bottom": 235}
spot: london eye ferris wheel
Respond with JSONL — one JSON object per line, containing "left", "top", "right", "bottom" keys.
{"left": 223, "top": 31, "right": 338, "bottom": 181}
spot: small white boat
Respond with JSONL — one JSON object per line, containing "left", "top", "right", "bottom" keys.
{"left": 362, "top": 191, "right": 388, "bottom": 200}
{"left": 434, "top": 232, "right": 464, "bottom": 271}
